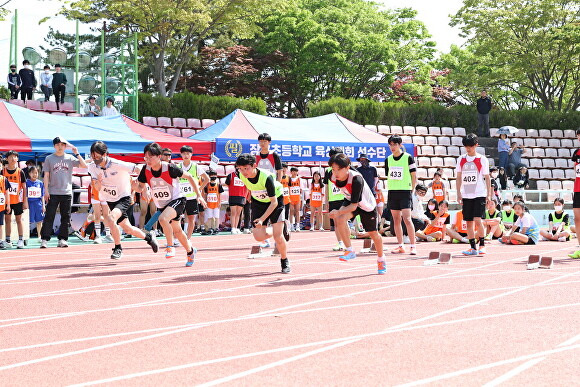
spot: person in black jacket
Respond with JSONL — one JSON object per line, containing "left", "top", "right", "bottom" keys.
{"left": 476, "top": 90, "right": 492, "bottom": 137}
{"left": 51, "top": 64, "right": 67, "bottom": 108}
{"left": 7, "top": 65, "right": 21, "bottom": 99}
{"left": 18, "top": 60, "right": 37, "bottom": 102}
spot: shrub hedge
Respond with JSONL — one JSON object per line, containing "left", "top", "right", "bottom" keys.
{"left": 307, "top": 97, "right": 580, "bottom": 131}
{"left": 139, "top": 92, "right": 267, "bottom": 121}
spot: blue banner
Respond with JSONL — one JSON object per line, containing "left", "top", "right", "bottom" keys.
{"left": 216, "top": 138, "right": 415, "bottom": 162}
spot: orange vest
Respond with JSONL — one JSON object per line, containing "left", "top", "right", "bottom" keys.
{"left": 455, "top": 211, "right": 468, "bottom": 233}
{"left": 206, "top": 183, "right": 220, "bottom": 209}
{"left": 431, "top": 180, "right": 445, "bottom": 203}
{"left": 310, "top": 183, "right": 323, "bottom": 208}
{"left": 90, "top": 180, "right": 101, "bottom": 201}
{"left": 2, "top": 168, "right": 23, "bottom": 204}
{"left": 0, "top": 176, "right": 6, "bottom": 212}
{"left": 430, "top": 211, "right": 450, "bottom": 232}
{"left": 376, "top": 189, "right": 384, "bottom": 204}
{"left": 280, "top": 175, "right": 291, "bottom": 205}
{"left": 289, "top": 177, "right": 301, "bottom": 204}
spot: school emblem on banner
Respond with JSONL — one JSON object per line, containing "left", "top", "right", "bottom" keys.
{"left": 224, "top": 140, "right": 243, "bottom": 158}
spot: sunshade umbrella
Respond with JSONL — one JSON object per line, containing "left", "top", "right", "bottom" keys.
{"left": 497, "top": 126, "right": 519, "bottom": 135}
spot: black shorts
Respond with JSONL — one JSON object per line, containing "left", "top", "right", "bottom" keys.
{"left": 343, "top": 200, "right": 378, "bottom": 232}
{"left": 229, "top": 196, "right": 246, "bottom": 207}
{"left": 458, "top": 231, "right": 467, "bottom": 238}
{"left": 185, "top": 199, "right": 199, "bottom": 216}
{"left": 387, "top": 190, "right": 412, "bottom": 211}
{"left": 7, "top": 202, "right": 24, "bottom": 216}
{"left": 574, "top": 192, "right": 580, "bottom": 208}
{"left": 462, "top": 197, "right": 486, "bottom": 221}
{"left": 0, "top": 210, "right": 4, "bottom": 226}
{"left": 284, "top": 203, "right": 290, "bottom": 219}
{"left": 107, "top": 196, "right": 133, "bottom": 224}
{"left": 251, "top": 196, "right": 285, "bottom": 225}
{"left": 161, "top": 197, "right": 187, "bottom": 221}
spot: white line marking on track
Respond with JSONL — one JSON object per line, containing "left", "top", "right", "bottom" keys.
{"left": 482, "top": 357, "right": 546, "bottom": 387}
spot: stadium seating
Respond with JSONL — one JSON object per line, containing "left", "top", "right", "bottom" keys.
{"left": 142, "top": 116, "right": 158, "bottom": 127}
{"left": 157, "top": 117, "right": 174, "bottom": 128}
{"left": 173, "top": 118, "right": 187, "bottom": 129}
{"left": 201, "top": 119, "right": 216, "bottom": 128}
{"left": 26, "top": 100, "right": 43, "bottom": 111}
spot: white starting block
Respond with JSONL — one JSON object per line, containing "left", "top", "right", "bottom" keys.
{"left": 248, "top": 245, "right": 273, "bottom": 259}
{"left": 360, "top": 239, "right": 377, "bottom": 254}
{"left": 528, "top": 255, "right": 553, "bottom": 270}
{"left": 423, "top": 251, "right": 453, "bottom": 266}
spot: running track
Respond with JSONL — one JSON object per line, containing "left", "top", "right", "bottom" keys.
{"left": 0, "top": 232, "right": 579, "bottom": 385}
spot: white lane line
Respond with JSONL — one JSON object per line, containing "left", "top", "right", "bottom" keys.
{"left": 557, "top": 333, "right": 580, "bottom": 347}
{"left": 482, "top": 357, "right": 546, "bottom": 387}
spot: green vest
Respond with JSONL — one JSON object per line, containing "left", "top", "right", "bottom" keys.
{"left": 551, "top": 211, "right": 567, "bottom": 228}
{"left": 178, "top": 161, "right": 199, "bottom": 199}
{"left": 386, "top": 153, "right": 412, "bottom": 191}
{"left": 326, "top": 167, "right": 344, "bottom": 202}
{"left": 501, "top": 210, "right": 515, "bottom": 224}
{"left": 238, "top": 168, "right": 283, "bottom": 203}
{"left": 485, "top": 210, "right": 499, "bottom": 220}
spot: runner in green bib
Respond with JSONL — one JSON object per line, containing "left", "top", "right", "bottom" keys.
{"left": 179, "top": 146, "right": 209, "bottom": 239}
{"left": 235, "top": 153, "right": 290, "bottom": 273}
{"left": 324, "top": 148, "right": 347, "bottom": 251}
{"left": 540, "top": 197, "right": 571, "bottom": 241}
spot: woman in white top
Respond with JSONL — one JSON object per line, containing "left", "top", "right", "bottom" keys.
{"left": 101, "top": 97, "right": 119, "bottom": 116}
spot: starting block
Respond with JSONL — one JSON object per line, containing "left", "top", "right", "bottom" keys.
{"left": 248, "top": 245, "right": 273, "bottom": 259}
{"left": 539, "top": 256, "right": 553, "bottom": 269}
{"left": 423, "top": 251, "right": 440, "bottom": 266}
{"left": 527, "top": 255, "right": 541, "bottom": 270}
{"left": 438, "top": 253, "right": 452, "bottom": 264}
{"left": 360, "top": 239, "right": 377, "bottom": 253}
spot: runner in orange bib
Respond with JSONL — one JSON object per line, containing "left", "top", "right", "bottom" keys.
{"left": 309, "top": 171, "right": 324, "bottom": 231}
{"left": 429, "top": 171, "right": 447, "bottom": 204}
{"left": 289, "top": 167, "right": 302, "bottom": 231}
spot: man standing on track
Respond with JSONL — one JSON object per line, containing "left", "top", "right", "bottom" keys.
{"left": 385, "top": 135, "right": 417, "bottom": 255}
{"left": 88, "top": 141, "right": 159, "bottom": 260}
{"left": 456, "top": 134, "right": 492, "bottom": 256}
{"left": 568, "top": 129, "right": 580, "bottom": 259}
{"left": 138, "top": 143, "right": 206, "bottom": 267}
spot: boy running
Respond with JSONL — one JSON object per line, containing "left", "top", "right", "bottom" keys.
{"left": 177, "top": 145, "right": 209, "bottom": 239}
{"left": 235, "top": 153, "right": 291, "bottom": 273}
{"left": 456, "top": 134, "right": 492, "bottom": 255}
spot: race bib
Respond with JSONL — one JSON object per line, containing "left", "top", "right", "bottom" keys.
{"left": 331, "top": 184, "right": 342, "bottom": 195}
{"left": 434, "top": 189, "right": 444, "bottom": 197}
{"left": 283, "top": 187, "right": 290, "bottom": 197}
{"left": 462, "top": 170, "right": 477, "bottom": 186}
{"left": 7, "top": 185, "right": 17, "bottom": 196}
{"left": 253, "top": 189, "right": 269, "bottom": 201}
{"left": 233, "top": 177, "right": 245, "bottom": 187}
{"left": 575, "top": 164, "right": 580, "bottom": 178}
{"left": 207, "top": 193, "right": 218, "bottom": 203}
{"left": 389, "top": 166, "right": 403, "bottom": 180}
{"left": 461, "top": 220, "right": 467, "bottom": 231}
{"left": 27, "top": 187, "right": 42, "bottom": 199}
{"left": 312, "top": 192, "right": 322, "bottom": 202}
{"left": 101, "top": 184, "right": 119, "bottom": 201}
{"left": 290, "top": 186, "right": 301, "bottom": 196}
{"left": 179, "top": 182, "right": 193, "bottom": 195}
{"left": 0, "top": 196, "right": 4, "bottom": 206}
{"left": 151, "top": 185, "right": 172, "bottom": 202}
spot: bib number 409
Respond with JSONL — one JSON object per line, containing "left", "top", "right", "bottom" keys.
{"left": 154, "top": 191, "right": 170, "bottom": 198}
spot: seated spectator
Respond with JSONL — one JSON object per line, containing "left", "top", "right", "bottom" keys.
{"left": 500, "top": 200, "right": 518, "bottom": 232}
{"left": 500, "top": 201, "right": 539, "bottom": 245}
{"left": 101, "top": 97, "right": 119, "bottom": 117}
{"left": 508, "top": 142, "right": 526, "bottom": 177}
{"left": 513, "top": 166, "right": 529, "bottom": 190}
{"left": 416, "top": 200, "right": 450, "bottom": 242}
{"left": 498, "top": 167, "right": 508, "bottom": 190}
{"left": 84, "top": 96, "right": 101, "bottom": 117}
{"left": 540, "top": 198, "right": 570, "bottom": 242}
{"left": 402, "top": 184, "right": 429, "bottom": 238}
{"left": 446, "top": 210, "right": 469, "bottom": 243}
{"left": 483, "top": 198, "right": 503, "bottom": 240}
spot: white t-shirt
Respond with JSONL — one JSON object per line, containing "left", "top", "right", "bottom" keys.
{"left": 456, "top": 154, "right": 490, "bottom": 199}
{"left": 102, "top": 106, "right": 119, "bottom": 117}
{"left": 88, "top": 157, "right": 138, "bottom": 202}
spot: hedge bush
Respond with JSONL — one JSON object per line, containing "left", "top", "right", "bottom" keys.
{"left": 307, "top": 98, "right": 580, "bottom": 131}
{"left": 139, "top": 92, "right": 266, "bottom": 121}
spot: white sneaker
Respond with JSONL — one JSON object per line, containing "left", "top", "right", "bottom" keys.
{"left": 243, "top": 228, "right": 251, "bottom": 234}
{"left": 403, "top": 236, "right": 411, "bottom": 244}
{"left": 558, "top": 237, "right": 567, "bottom": 242}
{"left": 231, "top": 228, "right": 238, "bottom": 235}
{"left": 310, "top": 227, "right": 315, "bottom": 231}
{"left": 295, "top": 225, "right": 301, "bottom": 232}
{"left": 57, "top": 239, "right": 68, "bottom": 248}
{"left": 93, "top": 237, "right": 102, "bottom": 244}
{"left": 103, "top": 235, "right": 114, "bottom": 243}
{"left": 319, "top": 227, "right": 325, "bottom": 231}
{"left": 173, "top": 240, "right": 181, "bottom": 247}
{"left": 17, "top": 239, "right": 24, "bottom": 249}
{"left": 0, "top": 240, "right": 6, "bottom": 249}
{"left": 409, "top": 247, "right": 417, "bottom": 255}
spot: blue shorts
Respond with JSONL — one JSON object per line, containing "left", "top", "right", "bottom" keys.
{"left": 29, "top": 200, "right": 44, "bottom": 224}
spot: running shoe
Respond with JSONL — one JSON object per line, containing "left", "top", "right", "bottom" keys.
{"left": 558, "top": 237, "right": 567, "bottom": 242}
{"left": 111, "top": 247, "right": 123, "bottom": 260}
{"left": 426, "top": 236, "right": 436, "bottom": 242}
{"left": 310, "top": 227, "right": 315, "bottom": 232}
{"left": 409, "top": 247, "right": 417, "bottom": 256}
{"left": 146, "top": 231, "right": 159, "bottom": 253}
{"left": 165, "top": 246, "right": 176, "bottom": 259}
{"left": 281, "top": 258, "right": 291, "bottom": 273}
{"left": 17, "top": 239, "right": 24, "bottom": 249}
{"left": 295, "top": 225, "right": 301, "bottom": 232}
{"left": 339, "top": 250, "right": 356, "bottom": 261}
{"left": 40, "top": 240, "right": 48, "bottom": 249}
{"left": 0, "top": 240, "right": 6, "bottom": 250}
{"left": 173, "top": 240, "right": 181, "bottom": 247}
{"left": 259, "top": 240, "right": 271, "bottom": 248}
{"left": 103, "top": 235, "right": 114, "bottom": 243}
{"left": 567, "top": 250, "right": 580, "bottom": 259}
{"left": 57, "top": 239, "right": 68, "bottom": 248}
{"left": 332, "top": 242, "right": 345, "bottom": 251}
{"left": 403, "top": 236, "right": 411, "bottom": 244}
{"left": 283, "top": 221, "right": 291, "bottom": 242}
{"left": 452, "top": 239, "right": 460, "bottom": 244}
{"left": 478, "top": 247, "right": 487, "bottom": 255}
{"left": 74, "top": 231, "right": 89, "bottom": 242}
{"left": 319, "top": 227, "right": 325, "bottom": 231}
{"left": 377, "top": 260, "right": 387, "bottom": 275}
{"left": 462, "top": 248, "right": 479, "bottom": 256}
{"left": 391, "top": 246, "right": 406, "bottom": 254}
{"left": 185, "top": 247, "right": 197, "bottom": 267}
{"left": 243, "top": 228, "right": 251, "bottom": 234}
{"left": 93, "top": 237, "right": 102, "bottom": 244}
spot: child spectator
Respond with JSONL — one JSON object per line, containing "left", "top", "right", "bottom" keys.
{"left": 416, "top": 200, "right": 450, "bottom": 242}
{"left": 489, "top": 167, "right": 501, "bottom": 202}
{"left": 425, "top": 198, "right": 438, "bottom": 221}
{"left": 428, "top": 171, "right": 447, "bottom": 204}
{"left": 26, "top": 166, "right": 45, "bottom": 241}
{"left": 483, "top": 198, "right": 503, "bottom": 240}
{"left": 513, "top": 166, "right": 529, "bottom": 190}
{"left": 2, "top": 151, "right": 28, "bottom": 248}
{"left": 203, "top": 170, "right": 223, "bottom": 235}
{"left": 446, "top": 210, "right": 469, "bottom": 243}
{"left": 500, "top": 199, "right": 518, "bottom": 232}
{"left": 501, "top": 201, "right": 539, "bottom": 245}
{"left": 220, "top": 206, "right": 232, "bottom": 231}
{"left": 540, "top": 198, "right": 570, "bottom": 242}
{"left": 289, "top": 167, "right": 302, "bottom": 231}
{"left": 513, "top": 194, "right": 524, "bottom": 203}
{"left": 0, "top": 158, "right": 12, "bottom": 249}
{"left": 301, "top": 199, "right": 311, "bottom": 230}
{"left": 40, "top": 65, "right": 53, "bottom": 102}
{"left": 498, "top": 167, "right": 508, "bottom": 190}
{"left": 7, "top": 64, "right": 21, "bottom": 99}
{"left": 309, "top": 171, "right": 324, "bottom": 231}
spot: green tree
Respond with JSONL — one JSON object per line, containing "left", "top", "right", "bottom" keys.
{"left": 450, "top": 0, "right": 580, "bottom": 111}
{"left": 256, "top": 0, "right": 435, "bottom": 117}
{"left": 0, "top": 0, "right": 13, "bottom": 21}
{"left": 60, "top": 0, "right": 284, "bottom": 97}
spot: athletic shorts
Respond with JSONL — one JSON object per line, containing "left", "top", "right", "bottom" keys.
{"left": 160, "top": 197, "right": 187, "bottom": 222}
{"left": 574, "top": 192, "right": 580, "bottom": 208}
{"left": 342, "top": 200, "right": 378, "bottom": 232}
{"left": 462, "top": 197, "right": 486, "bottom": 221}
{"left": 387, "top": 190, "right": 412, "bottom": 211}
{"left": 458, "top": 231, "right": 467, "bottom": 238}
{"left": 284, "top": 203, "right": 290, "bottom": 220}
{"left": 29, "top": 200, "right": 44, "bottom": 224}
{"left": 228, "top": 196, "right": 246, "bottom": 207}
{"left": 107, "top": 196, "right": 133, "bottom": 224}
{"left": 204, "top": 207, "right": 220, "bottom": 221}
{"left": 328, "top": 199, "right": 343, "bottom": 227}
{"left": 0, "top": 211, "right": 4, "bottom": 226}
{"left": 251, "top": 196, "right": 285, "bottom": 226}
{"left": 8, "top": 202, "right": 24, "bottom": 216}
{"left": 185, "top": 199, "right": 199, "bottom": 216}
{"left": 91, "top": 198, "right": 107, "bottom": 205}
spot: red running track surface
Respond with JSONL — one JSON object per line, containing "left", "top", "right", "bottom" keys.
{"left": 0, "top": 232, "right": 579, "bottom": 385}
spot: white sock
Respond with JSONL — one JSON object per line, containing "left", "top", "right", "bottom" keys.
{"left": 105, "top": 226, "right": 110, "bottom": 236}
{"left": 410, "top": 244, "right": 416, "bottom": 249}
{"left": 95, "top": 223, "right": 101, "bottom": 237}
{"left": 346, "top": 246, "right": 353, "bottom": 252}
{"left": 377, "top": 255, "right": 385, "bottom": 262}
